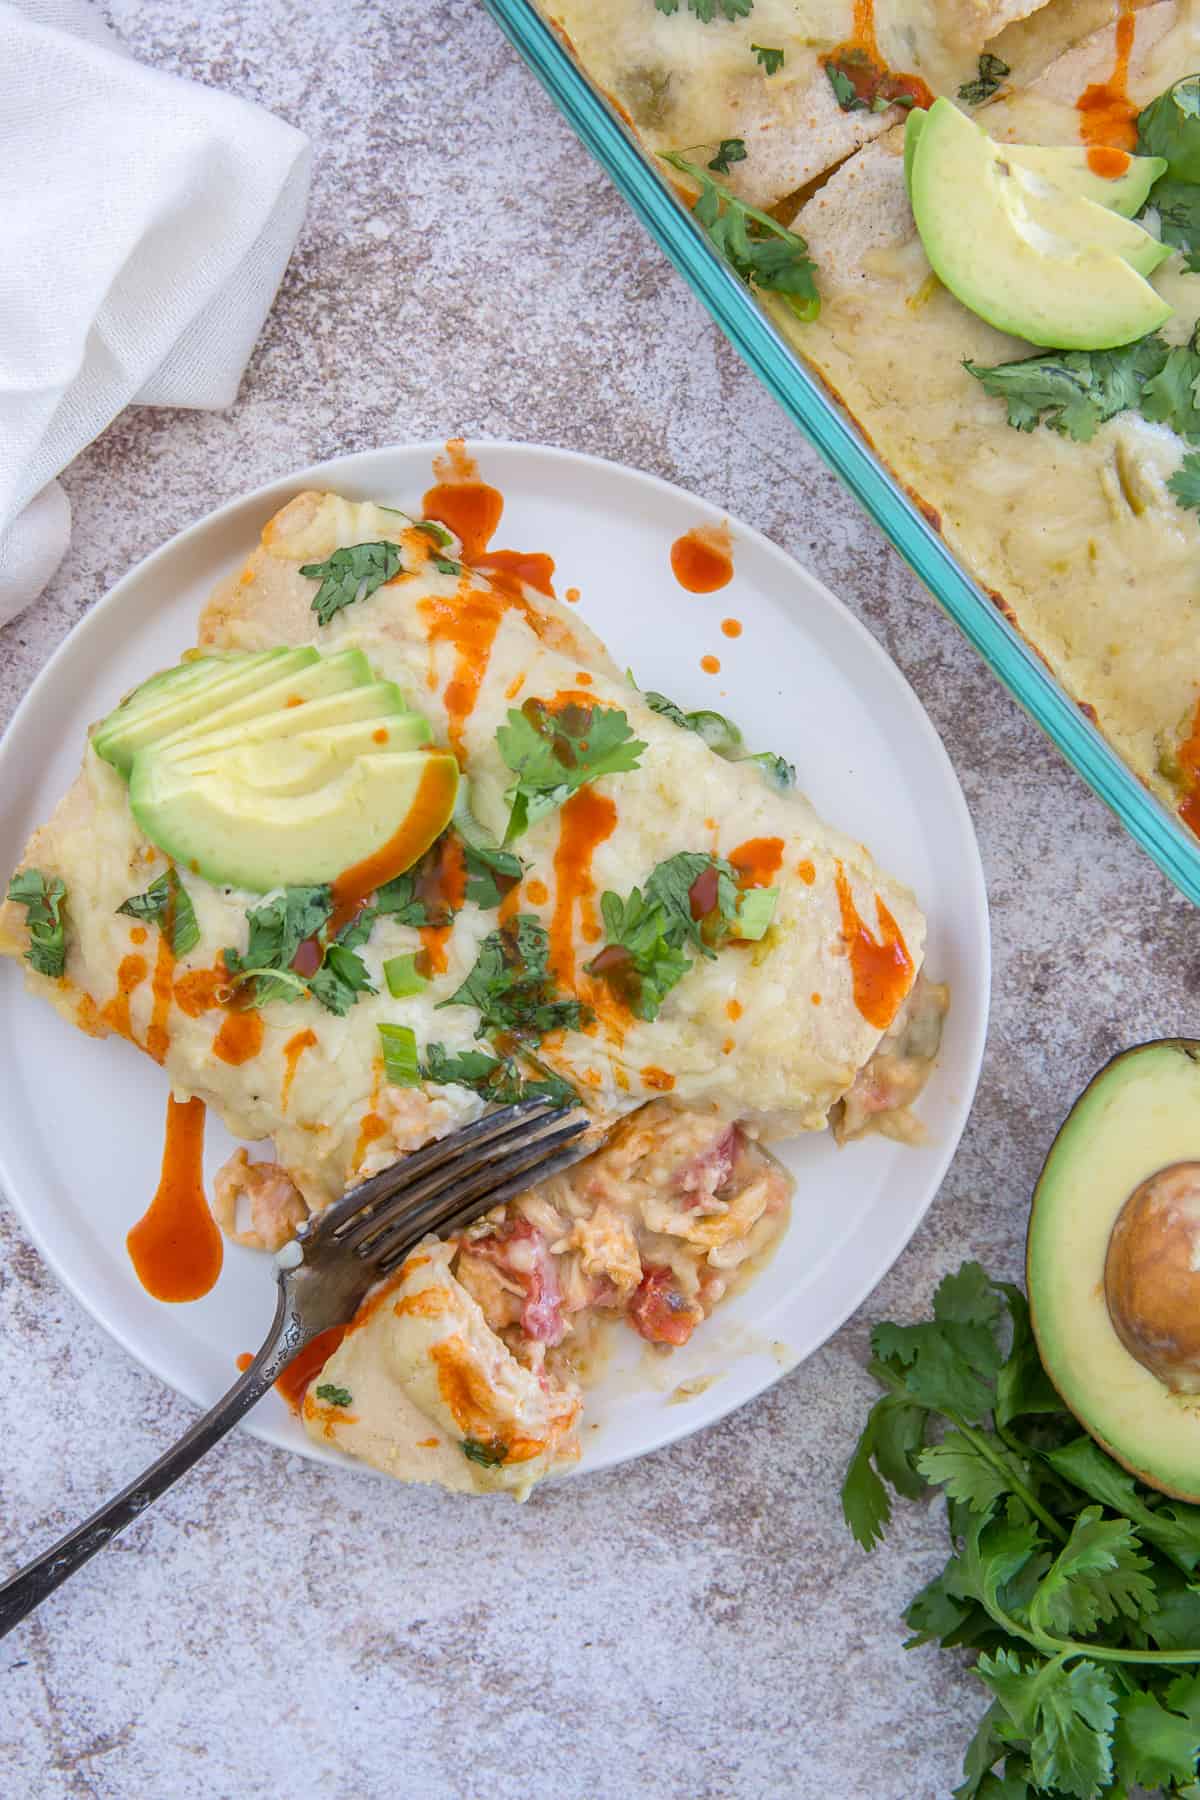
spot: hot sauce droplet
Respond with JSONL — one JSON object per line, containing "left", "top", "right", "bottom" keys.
{"left": 422, "top": 439, "right": 504, "bottom": 563}
{"left": 127, "top": 1096, "right": 223, "bottom": 1303}
{"left": 550, "top": 787, "right": 620, "bottom": 983}
{"left": 212, "top": 1008, "right": 265, "bottom": 1067}
{"left": 720, "top": 618, "right": 743, "bottom": 638}
{"left": 700, "top": 655, "right": 721, "bottom": 675}
{"left": 1076, "top": 2, "right": 1139, "bottom": 153}
{"left": 730, "top": 837, "right": 784, "bottom": 889}
{"left": 833, "top": 861, "right": 915, "bottom": 1029}
{"left": 235, "top": 1352, "right": 254, "bottom": 1373}
{"left": 670, "top": 526, "right": 734, "bottom": 594}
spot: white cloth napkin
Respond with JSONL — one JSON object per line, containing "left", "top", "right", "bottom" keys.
{"left": 0, "top": 0, "right": 312, "bottom": 626}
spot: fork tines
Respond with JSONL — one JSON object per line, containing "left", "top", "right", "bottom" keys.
{"left": 308, "top": 1101, "right": 589, "bottom": 1273}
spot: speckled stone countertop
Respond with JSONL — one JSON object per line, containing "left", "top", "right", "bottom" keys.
{"left": 1, "top": 4, "right": 1194, "bottom": 1796}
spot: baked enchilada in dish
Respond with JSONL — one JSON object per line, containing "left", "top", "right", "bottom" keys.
{"left": 1, "top": 453, "right": 946, "bottom": 1498}
{"left": 538, "top": 0, "right": 1200, "bottom": 849}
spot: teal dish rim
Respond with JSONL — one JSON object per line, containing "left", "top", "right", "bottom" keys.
{"left": 481, "top": 0, "right": 1200, "bottom": 906}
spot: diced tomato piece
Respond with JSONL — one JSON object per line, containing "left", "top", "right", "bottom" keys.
{"left": 469, "top": 1216, "right": 565, "bottom": 1346}
{"left": 628, "top": 1266, "right": 702, "bottom": 1347}
{"left": 676, "top": 1125, "right": 737, "bottom": 1205}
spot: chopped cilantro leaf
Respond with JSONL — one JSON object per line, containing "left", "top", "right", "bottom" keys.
{"left": 434, "top": 557, "right": 464, "bottom": 576}
{"left": 461, "top": 1436, "right": 509, "bottom": 1467}
{"left": 6, "top": 868, "right": 68, "bottom": 978}
{"left": 497, "top": 697, "right": 646, "bottom": 842}
{"left": 965, "top": 335, "right": 1170, "bottom": 440}
{"left": 1137, "top": 75, "right": 1200, "bottom": 184}
{"left": 221, "top": 885, "right": 333, "bottom": 1007}
{"left": 308, "top": 942, "right": 376, "bottom": 1016}
{"left": 299, "top": 541, "right": 404, "bottom": 626}
{"left": 654, "top": 0, "right": 753, "bottom": 17}
{"left": 1139, "top": 332, "right": 1200, "bottom": 440}
{"left": 658, "top": 151, "right": 819, "bottom": 322}
{"left": 824, "top": 50, "right": 919, "bottom": 116}
{"left": 117, "top": 867, "right": 200, "bottom": 957}
{"left": 437, "top": 914, "right": 588, "bottom": 1041}
{"left": 1168, "top": 450, "right": 1200, "bottom": 511}
{"left": 314, "top": 1384, "right": 353, "bottom": 1408}
{"left": 1145, "top": 177, "right": 1200, "bottom": 271}
{"left": 587, "top": 851, "right": 742, "bottom": 1019}
{"left": 462, "top": 839, "right": 523, "bottom": 909}
{"left": 424, "top": 1042, "right": 578, "bottom": 1108}
{"left": 707, "top": 137, "right": 747, "bottom": 174}
{"left": 752, "top": 44, "right": 784, "bottom": 75}
{"left": 957, "top": 53, "right": 1010, "bottom": 105}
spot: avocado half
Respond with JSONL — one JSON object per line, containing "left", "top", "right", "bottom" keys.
{"left": 1028, "top": 1039, "right": 1200, "bottom": 1502}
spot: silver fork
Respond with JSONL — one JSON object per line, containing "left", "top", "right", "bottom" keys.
{"left": 0, "top": 1099, "right": 588, "bottom": 1639}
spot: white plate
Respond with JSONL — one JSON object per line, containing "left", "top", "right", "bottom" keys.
{"left": 0, "top": 441, "right": 989, "bottom": 1479}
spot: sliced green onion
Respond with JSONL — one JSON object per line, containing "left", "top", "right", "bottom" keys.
{"left": 415, "top": 518, "right": 453, "bottom": 547}
{"left": 734, "top": 886, "right": 779, "bottom": 941}
{"left": 378, "top": 1022, "right": 420, "bottom": 1086}
{"left": 745, "top": 750, "right": 796, "bottom": 791}
{"left": 384, "top": 953, "right": 429, "bottom": 999}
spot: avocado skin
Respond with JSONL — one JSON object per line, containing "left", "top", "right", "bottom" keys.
{"left": 1027, "top": 1038, "right": 1200, "bottom": 1503}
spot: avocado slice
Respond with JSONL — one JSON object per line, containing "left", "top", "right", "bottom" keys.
{"left": 130, "top": 746, "right": 459, "bottom": 892}
{"left": 152, "top": 679, "right": 419, "bottom": 765}
{"left": 155, "top": 714, "right": 434, "bottom": 799}
{"left": 1028, "top": 1039, "right": 1200, "bottom": 1502}
{"left": 147, "top": 648, "right": 378, "bottom": 756}
{"left": 910, "top": 98, "right": 1172, "bottom": 349}
{"left": 95, "top": 648, "right": 318, "bottom": 776}
{"left": 903, "top": 107, "right": 1167, "bottom": 218}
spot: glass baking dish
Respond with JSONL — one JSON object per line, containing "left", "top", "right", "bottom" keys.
{"left": 481, "top": 0, "right": 1200, "bottom": 907}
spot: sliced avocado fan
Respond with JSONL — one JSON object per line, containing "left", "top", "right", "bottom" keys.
{"left": 903, "top": 106, "right": 1167, "bottom": 217}
{"left": 907, "top": 99, "right": 1172, "bottom": 349}
{"left": 95, "top": 649, "right": 458, "bottom": 894}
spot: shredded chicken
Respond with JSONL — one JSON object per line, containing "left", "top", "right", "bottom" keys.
{"left": 833, "top": 973, "right": 950, "bottom": 1145}
{"left": 213, "top": 1149, "right": 308, "bottom": 1251}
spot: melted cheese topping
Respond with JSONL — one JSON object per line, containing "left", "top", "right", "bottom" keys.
{"left": 780, "top": 1, "right": 1200, "bottom": 820}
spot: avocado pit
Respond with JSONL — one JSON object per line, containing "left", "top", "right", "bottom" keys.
{"left": 1104, "top": 1160, "right": 1200, "bottom": 1394}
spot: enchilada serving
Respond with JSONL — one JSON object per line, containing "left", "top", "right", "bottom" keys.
{"left": 528, "top": 0, "right": 1200, "bottom": 869}
{"left": 0, "top": 445, "right": 948, "bottom": 1498}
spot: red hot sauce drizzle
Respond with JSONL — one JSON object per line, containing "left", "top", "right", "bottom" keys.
{"left": 823, "top": 0, "right": 934, "bottom": 115}
{"left": 127, "top": 1095, "right": 223, "bottom": 1303}
{"left": 833, "top": 861, "right": 914, "bottom": 1030}
{"left": 1077, "top": 2, "right": 1139, "bottom": 157}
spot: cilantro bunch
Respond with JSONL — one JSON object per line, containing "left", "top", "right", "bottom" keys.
{"left": 844, "top": 1263, "right": 1200, "bottom": 1798}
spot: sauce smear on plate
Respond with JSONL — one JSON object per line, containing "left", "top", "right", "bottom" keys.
{"left": 127, "top": 1095, "right": 223, "bottom": 1302}
{"left": 670, "top": 526, "right": 733, "bottom": 594}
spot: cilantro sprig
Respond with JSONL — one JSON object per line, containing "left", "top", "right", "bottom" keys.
{"left": 844, "top": 1262, "right": 1200, "bottom": 1798}
{"left": 6, "top": 869, "right": 68, "bottom": 978}
{"left": 438, "top": 914, "right": 587, "bottom": 1041}
{"left": 497, "top": 697, "right": 646, "bottom": 842}
{"left": 659, "top": 150, "right": 819, "bottom": 322}
{"left": 300, "top": 541, "right": 404, "bottom": 627}
{"left": 117, "top": 867, "right": 200, "bottom": 957}
{"left": 964, "top": 336, "right": 1173, "bottom": 442}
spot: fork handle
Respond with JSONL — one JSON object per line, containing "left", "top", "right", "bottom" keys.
{"left": 0, "top": 1285, "right": 300, "bottom": 1640}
